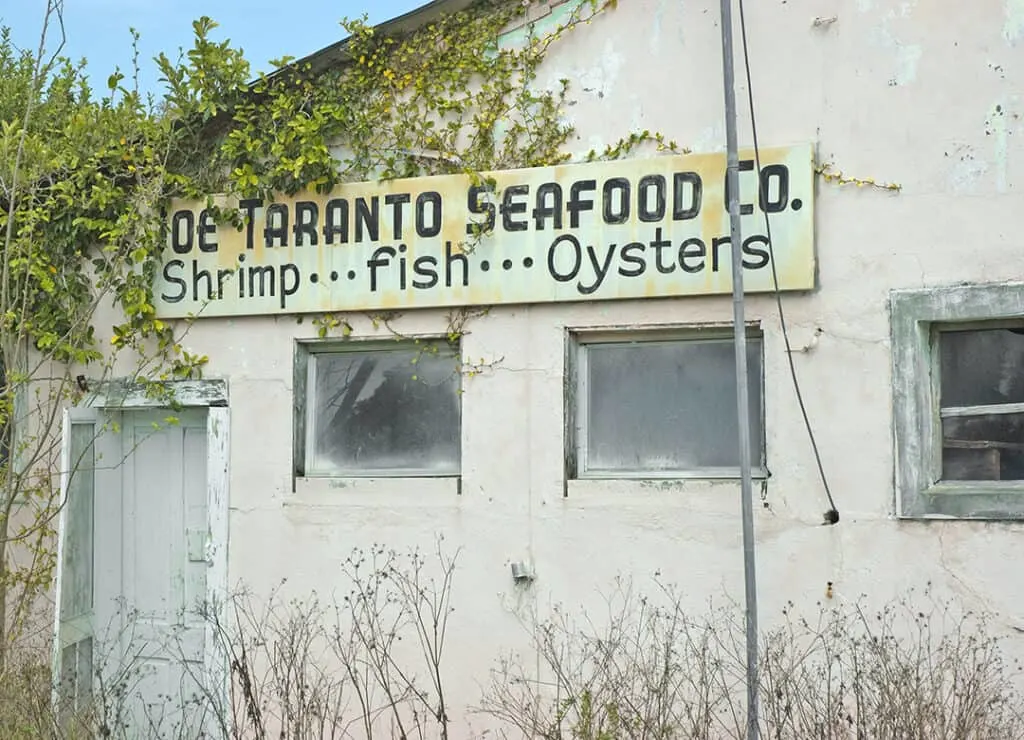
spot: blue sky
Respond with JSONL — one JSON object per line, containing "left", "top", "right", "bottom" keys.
{"left": 2, "top": 0, "right": 425, "bottom": 95}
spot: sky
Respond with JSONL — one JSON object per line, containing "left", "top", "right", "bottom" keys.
{"left": 2, "top": 0, "right": 426, "bottom": 95}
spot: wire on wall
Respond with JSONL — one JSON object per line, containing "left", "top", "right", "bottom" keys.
{"left": 737, "top": 0, "right": 840, "bottom": 526}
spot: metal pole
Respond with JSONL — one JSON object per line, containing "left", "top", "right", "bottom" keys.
{"left": 718, "top": 0, "right": 760, "bottom": 737}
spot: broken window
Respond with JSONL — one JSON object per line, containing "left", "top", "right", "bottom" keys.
{"left": 939, "top": 327, "right": 1024, "bottom": 481}
{"left": 891, "top": 283, "right": 1024, "bottom": 519}
{"left": 299, "top": 341, "right": 461, "bottom": 476}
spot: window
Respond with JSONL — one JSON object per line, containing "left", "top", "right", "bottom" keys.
{"left": 939, "top": 327, "right": 1024, "bottom": 481}
{"left": 57, "top": 419, "right": 97, "bottom": 722}
{"left": 569, "top": 328, "right": 765, "bottom": 479}
{"left": 295, "top": 340, "right": 461, "bottom": 477}
{"left": 892, "top": 283, "right": 1024, "bottom": 518}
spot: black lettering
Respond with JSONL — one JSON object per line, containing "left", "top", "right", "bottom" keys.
{"left": 742, "top": 234, "right": 770, "bottom": 269}
{"left": 264, "top": 203, "right": 289, "bottom": 247}
{"left": 673, "top": 172, "right": 702, "bottom": 220}
{"left": 412, "top": 256, "right": 439, "bottom": 289}
{"left": 602, "top": 178, "right": 630, "bottom": 224}
{"left": 192, "top": 260, "right": 214, "bottom": 301}
{"left": 759, "top": 165, "right": 789, "bottom": 213}
{"left": 323, "top": 198, "right": 348, "bottom": 244}
{"left": 216, "top": 268, "right": 232, "bottom": 298}
{"left": 415, "top": 192, "right": 442, "bottom": 238}
{"left": 724, "top": 159, "right": 755, "bottom": 216}
{"left": 679, "top": 238, "right": 706, "bottom": 273}
{"left": 444, "top": 241, "right": 468, "bottom": 288}
{"left": 500, "top": 184, "right": 529, "bottom": 232}
{"left": 638, "top": 175, "right": 666, "bottom": 222}
{"left": 197, "top": 209, "right": 217, "bottom": 253}
{"left": 547, "top": 234, "right": 581, "bottom": 282}
{"left": 711, "top": 236, "right": 729, "bottom": 272}
{"left": 161, "top": 260, "right": 186, "bottom": 302}
{"left": 248, "top": 265, "right": 276, "bottom": 297}
{"left": 566, "top": 180, "right": 596, "bottom": 228}
{"left": 532, "top": 183, "right": 562, "bottom": 230}
{"left": 355, "top": 196, "right": 379, "bottom": 243}
{"left": 578, "top": 244, "right": 614, "bottom": 295}
{"left": 280, "top": 264, "right": 300, "bottom": 308}
{"left": 618, "top": 242, "right": 646, "bottom": 277}
{"left": 171, "top": 210, "right": 194, "bottom": 254}
{"left": 238, "top": 198, "right": 262, "bottom": 249}
{"left": 367, "top": 246, "right": 395, "bottom": 292}
{"left": 650, "top": 227, "right": 674, "bottom": 274}
{"left": 293, "top": 201, "right": 318, "bottom": 246}
{"left": 466, "top": 183, "right": 496, "bottom": 235}
{"left": 385, "top": 193, "right": 411, "bottom": 239}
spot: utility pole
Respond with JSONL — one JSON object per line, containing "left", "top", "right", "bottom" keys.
{"left": 718, "top": 0, "right": 760, "bottom": 737}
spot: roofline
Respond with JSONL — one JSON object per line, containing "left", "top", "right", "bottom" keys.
{"left": 263, "top": 0, "right": 481, "bottom": 83}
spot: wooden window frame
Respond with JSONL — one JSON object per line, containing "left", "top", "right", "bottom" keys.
{"left": 566, "top": 324, "right": 767, "bottom": 481}
{"left": 892, "top": 283, "right": 1024, "bottom": 519}
{"left": 293, "top": 338, "right": 463, "bottom": 480}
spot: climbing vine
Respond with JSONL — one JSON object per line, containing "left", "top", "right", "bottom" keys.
{"left": 1, "top": 0, "right": 639, "bottom": 644}
{"left": 187, "top": 0, "right": 617, "bottom": 202}
{"left": 182, "top": 0, "right": 627, "bottom": 349}
{"left": 815, "top": 160, "right": 902, "bottom": 192}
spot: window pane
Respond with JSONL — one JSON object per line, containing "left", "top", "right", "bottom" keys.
{"left": 58, "top": 637, "right": 93, "bottom": 721}
{"left": 61, "top": 423, "right": 95, "bottom": 620}
{"left": 309, "top": 346, "right": 460, "bottom": 474}
{"left": 942, "top": 412, "right": 1024, "bottom": 480}
{"left": 583, "top": 338, "right": 763, "bottom": 473}
{"left": 940, "top": 328, "right": 1024, "bottom": 407}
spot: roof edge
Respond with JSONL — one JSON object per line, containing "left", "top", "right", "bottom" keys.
{"left": 263, "top": 0, "right": 481, "bottom": 83}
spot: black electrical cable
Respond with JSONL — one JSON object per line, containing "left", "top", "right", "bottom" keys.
{"left": 737, "top": 0, "right": 839, "bottom": 525}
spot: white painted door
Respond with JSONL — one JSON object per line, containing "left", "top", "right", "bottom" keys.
{"left": 55, "top": 410, "right": 102, "bottom": 726}
{"left": 57, "top": 408, "right": 212, "bottom": 738}
{"left": 116, "top": 409, "right": 209, "bottom": 735}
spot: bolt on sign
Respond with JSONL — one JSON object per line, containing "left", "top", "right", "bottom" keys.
{"left": 154, "top": 144, "right": 816, "bottom": 319}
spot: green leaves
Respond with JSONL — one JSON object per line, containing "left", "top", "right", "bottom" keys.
{"left": 1, "top": 0, "right": 622, "bottom": 386}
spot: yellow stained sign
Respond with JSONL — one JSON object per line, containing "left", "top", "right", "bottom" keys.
{"left": 153, "top": 144, "right": 816, "bottom": 319}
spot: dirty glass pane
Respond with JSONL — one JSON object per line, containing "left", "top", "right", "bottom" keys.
{"left": 58, "top": 637, "right": 93, "bottom": 721}
{"left": 74, "top": 637, "right": 92, "bottom": 709}
{"left": 942, "top": 412, "right": 1024, "bottom": 481}
{"left": 583, "top": 338, "right": 763, "bottom": 473}
{"left": 308, "top": 346, "right": 461, "bottom": 474}
{"left": 60, "top": 423, "right": 95, "bottom": 621}
{"left": 940, "top": 328, "right": 1024, "bottom": 407}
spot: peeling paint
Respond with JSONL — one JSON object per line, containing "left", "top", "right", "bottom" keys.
{"left": 693, "top": 125, "right": 726, "bottom": 154}
{"left": 499, "top": 0, "right": 585, "bottom": 50}
{"left": 648, "top": 0, "right": 682, "bottom": 56}
{"left": 1005, "top": 0, "right": 1024, "bottom": 44}
{"left": 627, "top": 93, "right": 644, "bottom": 132}
{"left": 946, "top": 144, "right": 989, "bottom": 195}
{"left": 574, "top": 38, "right": 624, "bottom": 99}
{"left": 872, "top": 9, "right": 920, "bottom": 85}
{"left": 991, "top": 102, "right": 1010, "bottom": 193}
{"left": 892, "top": 45, "right": 921, "bottom": 86}
{"left": 651, "top": 0, "right": 666, "bottom": 55}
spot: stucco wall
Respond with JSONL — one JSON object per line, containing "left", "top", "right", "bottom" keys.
{"left": 165, "top": 0, "right": 1024, "bottom": 730}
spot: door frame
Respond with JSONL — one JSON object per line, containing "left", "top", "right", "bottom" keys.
{"left": 52, "top": 379, "right": 231, "bottom": 725}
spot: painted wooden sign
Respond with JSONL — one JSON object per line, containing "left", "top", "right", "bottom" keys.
{"left": 154, "top": 144, "right": 816, "bottom": 318}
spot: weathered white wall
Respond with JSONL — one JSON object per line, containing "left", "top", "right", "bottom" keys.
{"left": 166, "top": 0, "right": 1024, "bottom": 732}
